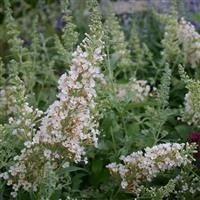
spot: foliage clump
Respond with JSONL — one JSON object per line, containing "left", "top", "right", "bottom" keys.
{"left": 0, "top": 0, "right": 199, "bottom": 199}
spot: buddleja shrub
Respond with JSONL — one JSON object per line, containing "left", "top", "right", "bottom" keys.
{"left": 0, "top": 0, "right": 199, "bottom": 199}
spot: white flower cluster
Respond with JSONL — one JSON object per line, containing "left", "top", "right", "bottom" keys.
{"left": 107, "top": 143, "right": 192, "bottom": 195}
{"left": 0, "top": 148, "right": 38, "bottom": 196}
{"left": 177, "top": 18, "right": 200, "bottom": 68}
{"left": 1, "top": 40, "right": 104, "bottom": 196}
{"left": 174, "top": 172, "right": 200, "bottom": 195}
{"left": 8, "top": 103, "right": 43, "bottom": 140}
{"left": 182, "top": 91, "right": 200, "bottom": 126}
{"left": 181, "top": 77, "right": 200, "bottom": 126}
{"left": 115, "top": 79, "right": 151, "bottom": 102}
{"left": 0, "top": 84, "right": 43, "bottom": 140}
{"left": 32, "top": 45, "right": 104, "bottom": 163}
{"left": 0, "top": 86, "right": 19, "bottom": 115}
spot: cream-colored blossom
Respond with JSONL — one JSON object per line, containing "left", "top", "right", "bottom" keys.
{"left": 115, "top": 79, "right": 151, "bottom": 102}
{"left": 107, "top": 143, "right": 193, "bottom": 195}
{"left": 177, "top": 18, "right": 200, "bottom": 68}
{"left": 2, "top": 39, "right": 104, "bottom": 195}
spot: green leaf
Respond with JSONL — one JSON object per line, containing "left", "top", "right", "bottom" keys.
{"left": 92, "top": 159, "right": 103, "bottom": 174}
{"left": 127, "top": 123, "right": 140, "bottom": 137}
{"left": 175, "top": 124, "right": 191, "bottom": 141}
{"left": 59, "top": 166, "right": 88, "bottom": 175}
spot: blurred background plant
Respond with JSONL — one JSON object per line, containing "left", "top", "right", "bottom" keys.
{"left": 0, "top": 0, "right": 200, "bottom": 199}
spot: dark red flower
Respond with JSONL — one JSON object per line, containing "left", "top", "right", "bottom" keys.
{"left": 188, "top": 132, "right": 200, "bottom": 143}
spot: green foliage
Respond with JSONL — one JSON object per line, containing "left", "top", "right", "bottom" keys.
{"left": 0, "top": 125, "right": 18, "bottom": 170}
{"left": 54, "top": 0, "right": 79, "bottom": 66}
{"left": 142, "top": 177, "right": 177, "bottom": 200}
{"left": 37, "top": 162, "right": 58, "bottom": 200}
{"left": 179, "top": 65, "right": 200, "bottom": 127}
{"left": 104, "top": 3, "right": 132, "bottom": 79}
{"left": 3, "top": 0, "right": 59, "bottom": 108}
{"left": 161, "top": 15, "right": 182, "bottom": 66}
{"left": 156, "top": 64, "right": 171, "bottom": 108}
{"left": 4, "top": 0, "right": 28, "bottom": 60}
{"left": 0, "top": 57, "right": 5, "bottom": 85}
{"left": 0, "top": 1, "right": 199, "bottom": 199}
{"left": 87, "top": 0, "right": 103, "bottom": 43}
{"left": 142, "top": 64, "right": 176, "bottom": 145}
{"left": 129, "top": 20, "right": 156, "bottom": 80}
{"left": 82, "top": 0, "right": 104, "bottom": 59}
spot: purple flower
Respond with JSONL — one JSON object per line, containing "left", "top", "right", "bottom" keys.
{"left": 146, "top": 0, "right": 171, "bottom": 13}
{"left": 186, "top": 0, "right": 200, "bottom": 12}
{"left": 55, "top": 12, "right": 66, "bottom": 30}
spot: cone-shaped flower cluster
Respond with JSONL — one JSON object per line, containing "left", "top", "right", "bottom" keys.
{"left": 32, "top": 45, "right": 104, "bottom": 163}
{"left": 107, "top": 143, "right": 193, "bottom": 195}
{"left": 0, "top": 36, "right": 104, "bottom": 196}
{"left": 181, "top": 78, "right": 200, "bottom": 127}
{"left": 0, "top": 77, "right": 43, "bottom": 140}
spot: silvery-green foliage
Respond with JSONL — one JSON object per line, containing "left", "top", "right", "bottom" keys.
{"left": 0, "top": 125, "right": 17, "bottom": 170}
{"left": 142, "top": 64, "right": 176, "bottom": 145}
{"left": 0, "top": 58, "right": 5, "bottom": 85}
{"left": 37, "top": 162, "right": 58, "bottom": 200}
{"left": 156, "top": 64, "right": 171, "bottom": 108}
{"left": 104, "top": 3, "right": 132, "bottom": 78}
{"left": 4, "top": 0, "right": 36, "bottom": 93}
{"left": 174, "top": 169, "right": 200, "bottom": 199}
{"left": 129, "top": 21, "right": 156, "bottom": 79}
{"left": 0, "top": 1, "right": 199, "bottom": 199}
{"left": 84, "top": 0, "right": 104, "bottom": 58}
{"left": 54, "top": 0, "right": 79, "bottom": 66}
{"left": 161, "top": 14, "right": 182, "bottom": 66}
{"left": 4, "top": 1, "right": 28, "bottom": 59}
{"left": 4, "top": 0, "right": 59, "bottom": 108}
{"left": 179, "top": 65, "right": 200, "bottom": 127}
{"left": 141, "top": 176, "right": 177, "bottom": 200}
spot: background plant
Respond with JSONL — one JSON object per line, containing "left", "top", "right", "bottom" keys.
{"left": 0, "top": 0, "right": 200, "bottom": 199}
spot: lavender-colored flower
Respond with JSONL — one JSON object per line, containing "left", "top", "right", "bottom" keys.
{"left": 55, "top": 12, "right": 66, "bottom": 30}
{"left": 186, "top": 0, "right": 200, "bottom": 12}
{"left": 146, "top": 0, "right": 171, "bottom": 13}
{"left": 185, "top": 0, "right": 200, "bottom": 30}
{"left": 147, "top": 0, "right": 200, "bottom": 16}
